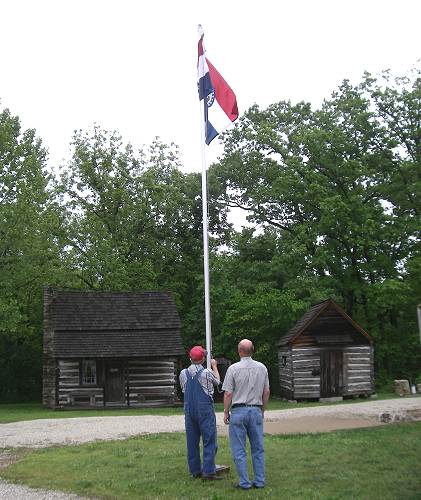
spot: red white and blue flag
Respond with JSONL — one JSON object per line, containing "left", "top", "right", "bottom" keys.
{"left": 197, "top": 28, "right": 238, "bottom": 145}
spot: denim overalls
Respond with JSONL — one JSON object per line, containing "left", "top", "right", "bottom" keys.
{"left": 183, "top": 368, "right": 217, "bottom": 476}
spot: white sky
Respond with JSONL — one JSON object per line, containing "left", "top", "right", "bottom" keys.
{"left": 1, "top": 0, "right": 420, "bottom": 175}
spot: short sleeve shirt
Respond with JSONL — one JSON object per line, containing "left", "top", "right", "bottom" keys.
{"left": 179, "top": 364, "right": 220, "bottom": 397}
{"left": 222, "top": 357, "right": 269, "bottom": 406}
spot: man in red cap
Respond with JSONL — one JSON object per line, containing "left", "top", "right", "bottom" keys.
{"left": 179, "top": 345, "right": 221, "bottom": 480}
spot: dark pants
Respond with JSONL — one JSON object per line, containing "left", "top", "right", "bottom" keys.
{"left": 184, "top": 369, "right": 217, "bottom": 476}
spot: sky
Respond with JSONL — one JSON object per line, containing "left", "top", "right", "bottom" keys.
{"left": 1, "top": 0, "right": 420, "bottom": 176}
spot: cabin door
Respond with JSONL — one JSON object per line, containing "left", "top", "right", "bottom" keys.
{"left": 320, "top": 350, "right": 343, "bottom": 397}
{"left": 105, "top": 361, "right": 125, "bottom": 403}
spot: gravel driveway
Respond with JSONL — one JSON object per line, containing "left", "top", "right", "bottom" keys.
{"left": 1, "top": 397, "right": 420, "bottom": 499}
{"left": 1, "top": 397, "right": 420, "bottom": 449}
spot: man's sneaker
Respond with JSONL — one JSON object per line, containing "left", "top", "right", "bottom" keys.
{"left": 234, "top": 484, "right": 252, "bottom": 490}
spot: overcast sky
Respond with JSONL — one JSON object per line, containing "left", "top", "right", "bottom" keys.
{"left": 1, "top": 0, "right": 420, "bottom": 174}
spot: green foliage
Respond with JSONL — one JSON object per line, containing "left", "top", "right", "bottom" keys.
{"left": 56, "top": 127, "right": 229, "bottom": 354}
{"left": 0, "top": 66, "right": 420, "bottom": 401}
{"left": 208, "top": 231, "right": 311, "bottom": 365}
{"left": 59, "top": 129, "right": 181, "bottom": 290}
{"left": 212, "top": 67, "right": 421, "bottom": 381}
{"left": 0, "top": 108, "right": 64, "bottom": 401}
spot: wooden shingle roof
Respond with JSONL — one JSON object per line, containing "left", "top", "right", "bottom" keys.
{"left": 45, "top": 290, "right": 184, "bottom": 358}
{"left": 276, "top": 298, "right": 372, "bottom": 346}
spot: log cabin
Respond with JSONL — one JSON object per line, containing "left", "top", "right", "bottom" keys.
{"left": 42, "top": 288, "right": 184, "bottom": 408}
{"left": 277, "top": 299, "right": 374, "bottom": 400}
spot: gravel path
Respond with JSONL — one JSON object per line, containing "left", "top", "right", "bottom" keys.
{"left": 1, "top": 397, "right": 420, "bottom": 449}
{"left": 264, "top": 396, "right": 421, "bottom": 423}
{"left": 0, "top": 481, "right": 85, "bottom": 500}
{"left": 0, "top": 397, "right": 420, "bottom": 499}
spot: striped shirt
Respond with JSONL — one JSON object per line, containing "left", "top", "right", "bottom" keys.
{"left": 179, "top": 364, "right": 220, "bottom": 397}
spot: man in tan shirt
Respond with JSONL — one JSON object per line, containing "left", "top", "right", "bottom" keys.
{"left": 222, "top": 339, "right": 270, "bottom": 490}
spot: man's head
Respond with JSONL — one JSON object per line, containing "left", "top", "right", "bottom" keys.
{"left": 189, "top": 345, "right": 206, "bottom": 364}
{"left": 238, "top": 339, "right": 254, "bottom": 357}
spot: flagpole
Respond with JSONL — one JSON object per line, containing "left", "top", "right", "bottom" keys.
{"left": 200, "top": 97, "right": 212, "bottom": 370}
{"left": 197, "top": 24, "right": 238, "bottom": 369}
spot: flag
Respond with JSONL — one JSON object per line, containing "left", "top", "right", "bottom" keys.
{"left": 197, "top": 28, "right": 238, "bottom": 145}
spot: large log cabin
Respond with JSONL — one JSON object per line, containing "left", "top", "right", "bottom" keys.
{"left": 277, "top": 299, "right": 374, "bottom": 400}
{"left": 42, "top": 288, "right": 184, "bottom": 408}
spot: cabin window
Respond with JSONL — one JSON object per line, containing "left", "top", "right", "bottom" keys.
{"left": 81, "top": 359, "right": 97, "bottom": 385}
{"left": 281, "top": 356, "right": 287, "bottom": 367}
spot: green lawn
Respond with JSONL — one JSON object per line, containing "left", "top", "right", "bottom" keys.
{"left": 1, "top": 423, "right": 421, "bottom": 499}
{"left": 0, "top": 393, "right": 400, "bottom": 424}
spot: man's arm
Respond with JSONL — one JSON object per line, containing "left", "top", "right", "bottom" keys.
{"left": 262, "top": 387, "right": 270, "bottom": 418}
{"left": 210, "top": 358, "right": 220, "bottom": 384}
{"left": 179, "top": 369, "right": 186, "bottom": 393}
{"left": 223, "top": 391, "right": 233, "bottom": 424}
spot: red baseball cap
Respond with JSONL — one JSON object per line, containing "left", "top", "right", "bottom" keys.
{"left": 189, "top": 346, "right": 206, "bottom": 361}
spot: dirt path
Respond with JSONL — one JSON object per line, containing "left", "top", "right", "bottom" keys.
{"left": 220, "top": 396, "right": 421, "bottom": 435}
{"left": 229, "top": 415, "right": 383, "bottom": 436}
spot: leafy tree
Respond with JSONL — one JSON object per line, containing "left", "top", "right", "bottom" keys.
{"left": 2, "top": 66, "right": 419, "bottom": 401}
{"left": 58, "top": 127, "right": 232, "bottom": 354}
{"left": 212, "top": 68, "right": 421, "bottom": 382}
{"left": 0, "top": 108, "right": 63, "bottom": 401}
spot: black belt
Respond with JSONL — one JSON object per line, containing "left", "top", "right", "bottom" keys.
{"left": 231, "top": 404, "right": 262, "bottom": 408}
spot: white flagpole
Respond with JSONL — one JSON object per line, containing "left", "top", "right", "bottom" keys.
{"left": 198, "top": 25, "right": 212, "bottom": 369}
{"left": 201, "top": 100, "right": 212, "bottom": 370}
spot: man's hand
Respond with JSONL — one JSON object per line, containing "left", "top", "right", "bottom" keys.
{"left": 224, "top": 392, "right": 233, "bottom": 425}
{"left": 262, "top": 387, "right": 270, "bottom": 420}
{"left": 210, "top": 358, "right": 220, "bottom": 383}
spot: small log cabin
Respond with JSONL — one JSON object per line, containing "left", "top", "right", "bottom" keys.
{"left": 277, "top": 299, "right": 374, "bottom": 400}
{"left": 42, "top": 288, "right": 184, "bottom": 408}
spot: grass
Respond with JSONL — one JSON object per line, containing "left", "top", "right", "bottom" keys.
{"left": 1, "top": 422, "right": 421, "bottom": 499}
{"left": 0, "top": 393, "right": 402, "bottom": 424}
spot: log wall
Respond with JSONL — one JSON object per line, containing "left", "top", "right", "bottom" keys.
{"left": 291, "top": 347, "right": 321, "bottom": 399}
{"left": 55, "top": 357, "right": 178, "bottom": 408}
{"left": 128, "top": 359, "right": 177, "bottom": 406}
{"left": 57, "top": 359, "right": 104, "bottom": 407}
{"left": 342, "top": 346, "right": 373, "bottom": 395}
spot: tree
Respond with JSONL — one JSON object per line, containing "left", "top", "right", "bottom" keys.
{"left": 58, "top": 126, "right": 231, "bottom": 354}
{"left": 212, "top": 68, "right": 421, "bottom": 382}
{"left": 0, "top": 107, "right": 63, "bottom": 401}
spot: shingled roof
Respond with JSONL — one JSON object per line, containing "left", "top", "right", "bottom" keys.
{"left": 276, "top": 298, "right": 372, "bottom": 346}
{"left": 45, "top": 290, "right": 184, "bottom": 358}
